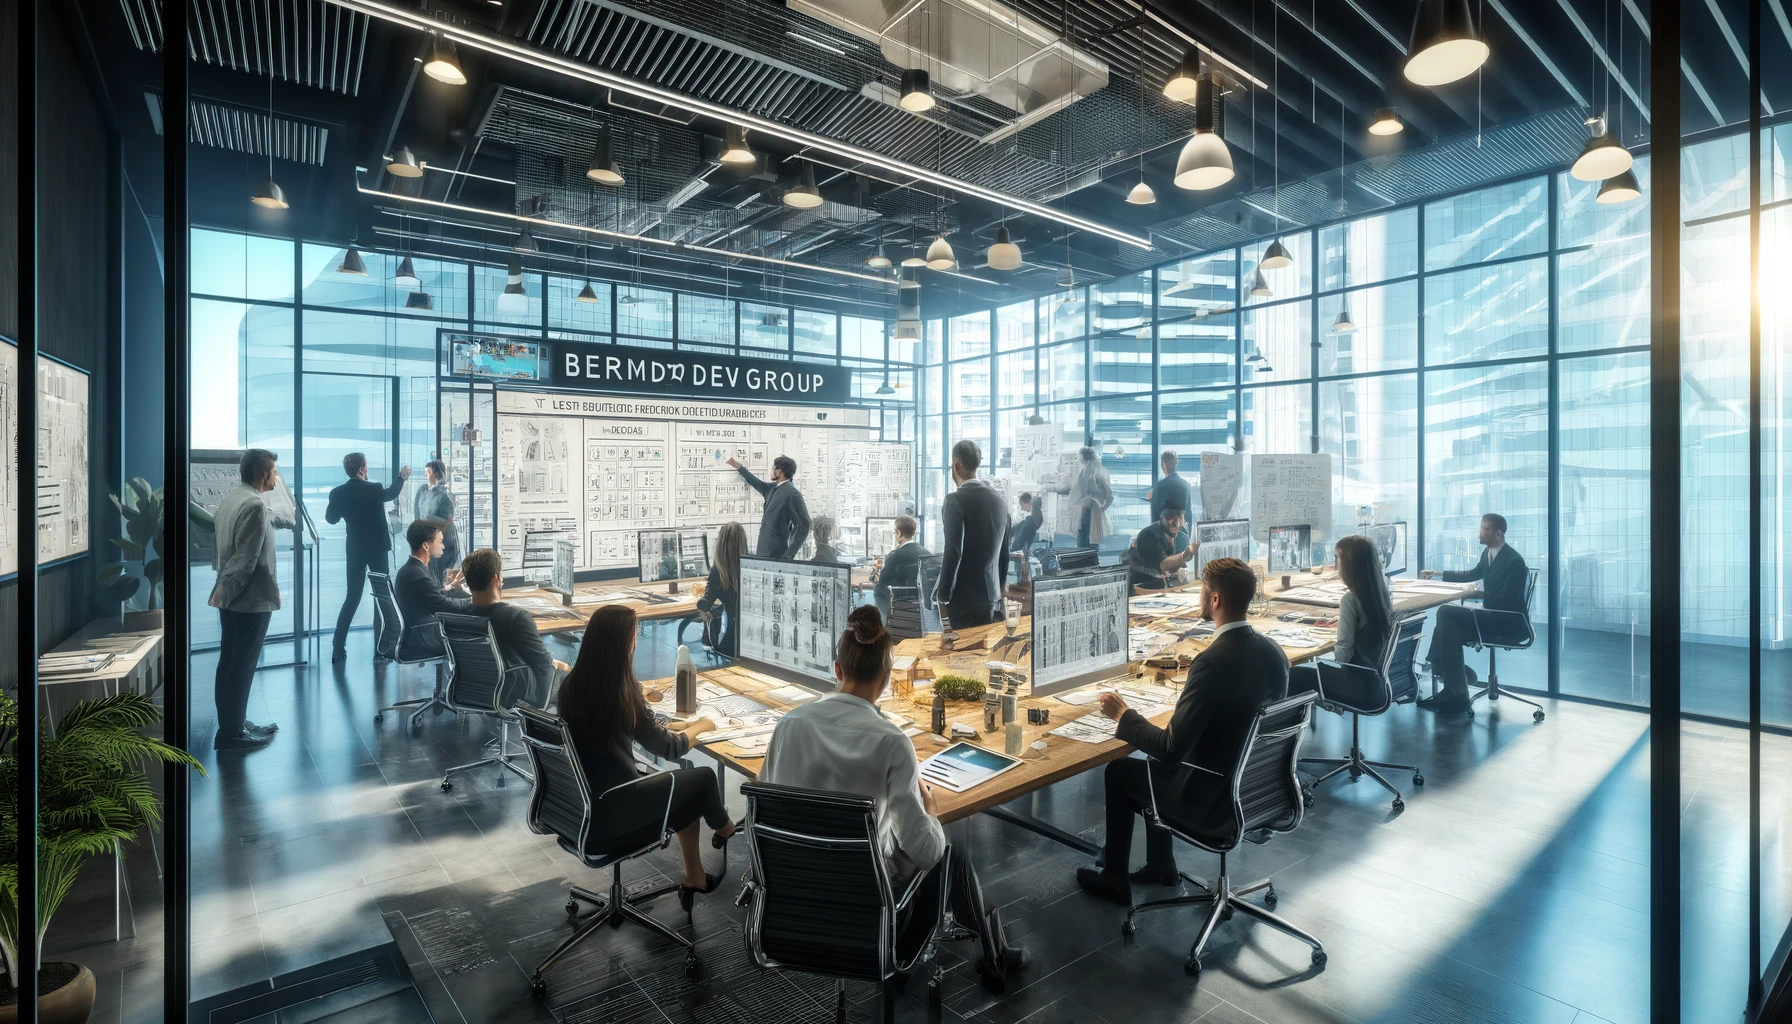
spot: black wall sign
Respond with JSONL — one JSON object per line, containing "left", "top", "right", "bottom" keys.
{"left": 548, "top": 340, "right": 849, "bottom": 405}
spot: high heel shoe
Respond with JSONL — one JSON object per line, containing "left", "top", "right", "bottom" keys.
{"left": 711, "top": 817, "right": 746, "bottom": 850}
{"left": 678, "top": 820, "right": 745, "bottom": 912}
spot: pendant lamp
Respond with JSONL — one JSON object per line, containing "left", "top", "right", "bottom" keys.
{"left": 496, "top": 255, "right": 529, "bottom": 315}
{"left": 336, "top": 247, "right": 367, "bottom": 276}
{"left": 1162, "top": 49, "right": 1202, "bottom": 102}
{"left": 394, "top": 256, "right": 420, "bottom": 291}
{"left": 586, "top": 132, "right": 624, "bottom": 185}
{"left": 875, "top": 378, "right": 897, "bottom": 395}
{"left": 251, "top": 176, "right": 288, "bottom": 210}
{"left": 719, "top": 125, "right": 755, "bottom": 164}
{"left": 1126, "top": 180, "right": 1157, "bottom": 205}
{"left": 386, "top": 145, "right": 425, "bottom": 179}
{"left": 1331, "top": 306, "right": 1358, "bottom": 333}
{"left": 1261, "top": 238, "right": 1292, "bottom": 269}
{"left": 867, "top": 245, "right": 893, "bottom": 269}
{"left": 1173, "top": 74, "right": 1233, "bottom": 191}
{"left": 1249, "top": 267, "right": 1272, "bottom": 298}
{"left": 1571, "top": 117, "right": 1633, "bottom": 181}
{"left": 783, "top": 164, "right": 823, "bottom": 209}
{"left": 1370, "top": 107, "right": 1404, "bottom": 135}
{"left": 423, "top": 35, "right": 466, "bottom": 85}
{"left": 1404, "top": 0, "right": 1489, "bottom": 87}
{"left": 1056, "top": 267, "right": 1076, "bottom": 288}
{"left": 899, "top": 69, "right": 935, "bottom": 113}
{"left": 902, "top": 250, "right": 928, "bottom": 268}
{"left": 405, "top": 290, "right": 434, "bottom": 311}
{"left": 986, "top": 225, "right": 1022, "bottom": 271}
{"left": 575, "top": 281, "right": 602, "bottom": 303}
{"left": 1597, "top": 169, "right": 1642, "bottom": 204}
{"left": 925, "top": 235, "right": 956, "bottom": 270}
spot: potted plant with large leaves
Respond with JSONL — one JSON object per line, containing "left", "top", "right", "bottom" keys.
{"left": 0, "top": 691, "right": 203, "bottom": 1023}
{"left": 98, "top": 479, "right": 165, "bottom": 630}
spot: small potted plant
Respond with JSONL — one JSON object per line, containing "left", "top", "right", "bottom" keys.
{"left": 97, "top": 479, "right": 165, "bottom": 630}
{"left": 0, "top": 691, "right": 203, "bottom": 1023}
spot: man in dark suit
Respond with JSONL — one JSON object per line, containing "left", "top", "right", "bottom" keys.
{"left": 1418, "top": 513, "right": 1531, "bottom": 713}
{"left": 395, "top": 520, "right": 473, "bottom": 661}
{"left": 939, "top": 440, "right": 1014, "bottom": 628}
{"left": 460, "top": 548, "right": 569, "bottom": 709}
{"left": 728, "top": 454, "right": 812, "bottom": 559}
{"left": 1076, "top": 557, "right": 1290, "bottom": 904}
{"left": 1147, "top": 451, "right": 1193, "bottom": 547}
{"left": 873, "top": 515, "right": 929, "bottom": 619}
{"left": 325, "top": 452, "right": 409, "bottom": 664}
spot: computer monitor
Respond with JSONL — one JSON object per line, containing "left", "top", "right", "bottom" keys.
{"left": 736, "top": 556, "right": 852, "bottom": 690}
{"left": 1030, "top": 567, "right": 1131, "bottom": 697}
{"left": 864, "top": 517, "right": 901, "bottom": 560}
{"left": 637, "top": 528, "right": 710, "bottom": 586}
{"left": 1268, "top": 525, "right": 1312, "bottom": 574}
{"left": 1194, "top": 518, "right": 1251, "bottom": 573}
{"left": 1367, "top": 521, "right": 1408, "bottom": 577}
{"left": 1049, "top": 546, "right": 1101, "bottom": 574}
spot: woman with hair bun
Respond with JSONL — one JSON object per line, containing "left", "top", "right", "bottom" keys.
{"left": 761, "top": 606, "right": 1030, "bottom": 992}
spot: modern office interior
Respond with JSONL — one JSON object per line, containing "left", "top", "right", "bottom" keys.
{"left": 7, "top": 0, "right": 1792, "bottom": 1021}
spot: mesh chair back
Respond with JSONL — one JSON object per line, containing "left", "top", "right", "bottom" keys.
{"left": 742, "top": 782, "right": 891, "bottom": 982}
{"left": 438, "top": 612, "right": 515, "bottom": 713}
{"left": 516, "top": 704, "right": 590, "bottom": 848}
{"left": 1482, "top": 568, "right": 1541, "bottom": 651}
{"left": 1383, "top": 615, "right": 1427, "bottom": 703}
{"left": 1233, "top": 692, "right": 1318, "bottom": 837}
{"left": 368, "top": 571, "right": 403, "bottom": 661}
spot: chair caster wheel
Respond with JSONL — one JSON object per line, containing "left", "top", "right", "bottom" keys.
{"left": 495, "top": 774, "right": 507, "bottom": 788}
{"left": 1221, "top": 905, "right": 1234, "bottom": 922}
{"left": 1412, "top": 773, "right": 1424, "bottom": 786}
{"left": 1392, "top": 798, "right": 1404, "bottom": 812}
{"left": 565, "top": 899, "right": 579, "bottom": 917}
{"left": 1264, "top": 887, "right": 1277, "bottom": 908}
{"left": 374, "top": 714, "right": 384, "bottom": 725}
{"left": 1122, "top": 918, "right": 1135, "bottom": 936}
{"left": 1184, "top": 957, "right": 1202, "bottom": 977}
{"left": 1303, "top": 790, "right": 1315, "bottom": 808}
{"left": 440, "top": 781, "right": 453, "bottom": 792}
{"left": 685, "top": 957, "right": 701, "bottom": 981}
{"left": 531, "top": 974, "right": 546, "bottom": 998}
{"left": 1533, "top": 710, "right": 1546, "bottom": 723}
{"left": 1311, "top": 948, "right": 1327, "bottom": 968}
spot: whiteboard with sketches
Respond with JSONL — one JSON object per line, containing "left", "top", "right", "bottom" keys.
{"left": 491, "top": 391, "right": 893, "bottom": 574}
{"left": 1199, "top": 452, "right": 1244, "bottom": 520}
{"left": 1249, "top": 453, "right": 1332, "bottom": 543}
{"left": 832, "top": 441, "right": 914, "bottom": 556}
{"left": 37, "top": 358, "right": 91, "bottom": 563}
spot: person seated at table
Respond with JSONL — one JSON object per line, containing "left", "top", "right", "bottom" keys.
{"left": 873, "top": 514, "right": 928, "bottom": 619}
{"left": 1416, "top": 513, "right": 1530, "bottom": 714}
{"left": 556, "top": 604, "right": 740, "bottom": 906}
{"left": 1288, "top": 535, "right": 1393, "bottom": 706}
{"left": 762, "top": 606, "right": 1030, "bottom": 992}
{"left": 395, "top": 519, "right": 473, "bottom": 660}
{"left": 1009, "top": 492, "right": 1044, "bottom": 558}
{"left": 459, "top": 548, "right": 570, "bottom": 708}
{"left": 698, "top": 523, "right": 746, "bottom": 657}
{"left": 1076, "top": 557, "right": 1290, "bottom": 904}
{"left": 810, "top": 515, "right": 843, "bottom": 564}
{"left": 1127, "top": 505, "right": 1200, "bottom": 591}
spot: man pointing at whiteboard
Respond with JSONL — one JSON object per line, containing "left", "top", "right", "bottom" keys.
{"left": 728, "top": 454, "right": 812, "bottom": 559}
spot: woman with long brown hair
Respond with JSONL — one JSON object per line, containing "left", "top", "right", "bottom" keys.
{"left": 698, "top": 522, "right": 746, "bottom": 656}
{"left": 1290, "top": 534, "right": 1395, "bottom": 705}
{"left": 556, "top": 604, "right": 739, "bottom": 906}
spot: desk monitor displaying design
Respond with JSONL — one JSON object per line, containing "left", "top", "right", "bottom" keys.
{"left": 637, "top": 528, "right": 710, "bottom": 584}
{"left": 1194, "top": 518, "right": 1251, "bottom": 573}
{"left": 738, "top": 556, "right": 851, "bottom": 690}
{"left": 864, "top": 517, "right": 901, "bottom": 560}
{"left": 1268, "top": 525, "right": 1312, "bottom": 574}
{"left": 1031, "top": 566, "right": 1130, "bottom": 697}
{"left": 1367, "top": 521, "right": 1408, "bottom": 577}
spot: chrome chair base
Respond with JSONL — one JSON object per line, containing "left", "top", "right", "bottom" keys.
{"left": 1122, "top": 853, "right": 1325, "bottom": 977}
{"left": 533, "top": 862, "right": 691, "bottom": 997}
{"left": 1299, "top": 713, "right": 1422, "bottom": 811}
{"left": 1469, "top": 651, "right": 1547, "bottom": 723}
{"left": 375, "top": 663, "right": 450, "bottom": 731}
{"left": 441, "top": 720, "right": 533, "bottom": 791}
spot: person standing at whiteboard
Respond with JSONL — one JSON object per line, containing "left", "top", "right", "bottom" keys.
{"left": 326, "top": 452, "right": 410, "bottom": 665}
{"left": 413, "top": 459, "right": 459, "bottom": 587}
{"left": 939, "top": 440, "right": 1012, "bottom": 627}
{"left": 1052, "top": 446, "right": 1113, "bottom": 549}
{"left": 728, "top": 454, "right": 811, "bottom": 559}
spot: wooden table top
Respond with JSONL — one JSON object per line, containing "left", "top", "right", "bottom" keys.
{"left": 516, "top": 566, "right": 878, "bottom": 635}
{"left": 664, "top": 575, "right": 1477, "bottom": 824}
{"left": 38, "top": 618, "right": 164, "bottom": 688}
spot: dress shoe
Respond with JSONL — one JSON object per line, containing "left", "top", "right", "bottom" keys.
{"left": 1076, "top": 866, "right": 1132, "bottom": 906}
{"left": 1128, "top": 863, "right": 1181, "bottom": 887}
{"left": 243, "top": 720, "right": 278, "bottom": 736}
{"left": 1418, "top": 693, "right": 1471, "bottom": 715}
{"left": 331, "top": 649, "right": 348, "bottom": 665}
{"left": 977, "top": 944, "right": 1031, "bottom": 994}
{"left": 215, "top": 729, "right": 272, "bottom": 752}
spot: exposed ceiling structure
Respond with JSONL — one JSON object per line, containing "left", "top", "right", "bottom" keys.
{"left": 78, "top": 0, "right": 1792, "bottom": 318}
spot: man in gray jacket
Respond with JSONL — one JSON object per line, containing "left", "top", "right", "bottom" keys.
{"left": 209, "top": 448, "right": 283, "bottom": 752}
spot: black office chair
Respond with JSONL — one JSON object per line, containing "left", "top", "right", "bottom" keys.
{"left": 737, "top": 782, "right": 949, "bottom": 1024}
{"left": 1124, "top": 692, "right": 1327, "bottom": 978}
{"left": 436, "top": 612, "right": 534, "bottom": 792}
{"left": 514, "top": 704, "right": 697, "bottom": 998}
{"left": 1465, "top": 567, "right": 1545, "bottom": 723}
{"left": 367, "top": 571, "right": 452, "bottom": 732}
{"left": 1299, "top": 614, "right": 1426, "bottom": 811}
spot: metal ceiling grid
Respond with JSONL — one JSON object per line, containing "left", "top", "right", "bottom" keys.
{"left": 186, "top": 0, "right": 370, "bottom": 95}
{"left": 116, "top": 0, "right": 165, "bottom": 51}
{"left": 186, "top": 98, "right": 332, "bottom": 165}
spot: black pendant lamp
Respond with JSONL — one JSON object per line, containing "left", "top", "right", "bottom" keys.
{"left": 899, "top": 68, "right": 935, "bottom": 113}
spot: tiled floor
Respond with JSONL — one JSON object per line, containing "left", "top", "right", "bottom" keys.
{"left": 42, "top": 620, "right": 1792, "bottom": 1023}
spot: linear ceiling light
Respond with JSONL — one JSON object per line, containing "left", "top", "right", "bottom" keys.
{"left": 316, "top": 0, "right": 1154, "bottom": 251}
{"left": 354, "top": 173, "right": 895, "bottom": 285}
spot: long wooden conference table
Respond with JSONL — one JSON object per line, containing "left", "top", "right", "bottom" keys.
{"left": 647, "top": 571, "right": 1478, "bottom": 852}
{"left": 509, "top": 567, "right": 878, "bottom": 637}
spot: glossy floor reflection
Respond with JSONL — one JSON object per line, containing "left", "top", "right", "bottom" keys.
{"left": 40, "top": 621, "right": 1790, "bottom": 1023}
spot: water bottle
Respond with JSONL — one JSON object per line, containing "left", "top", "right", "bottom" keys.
{"left": 675, "top": 645, "right": 697, "bottom": 715}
